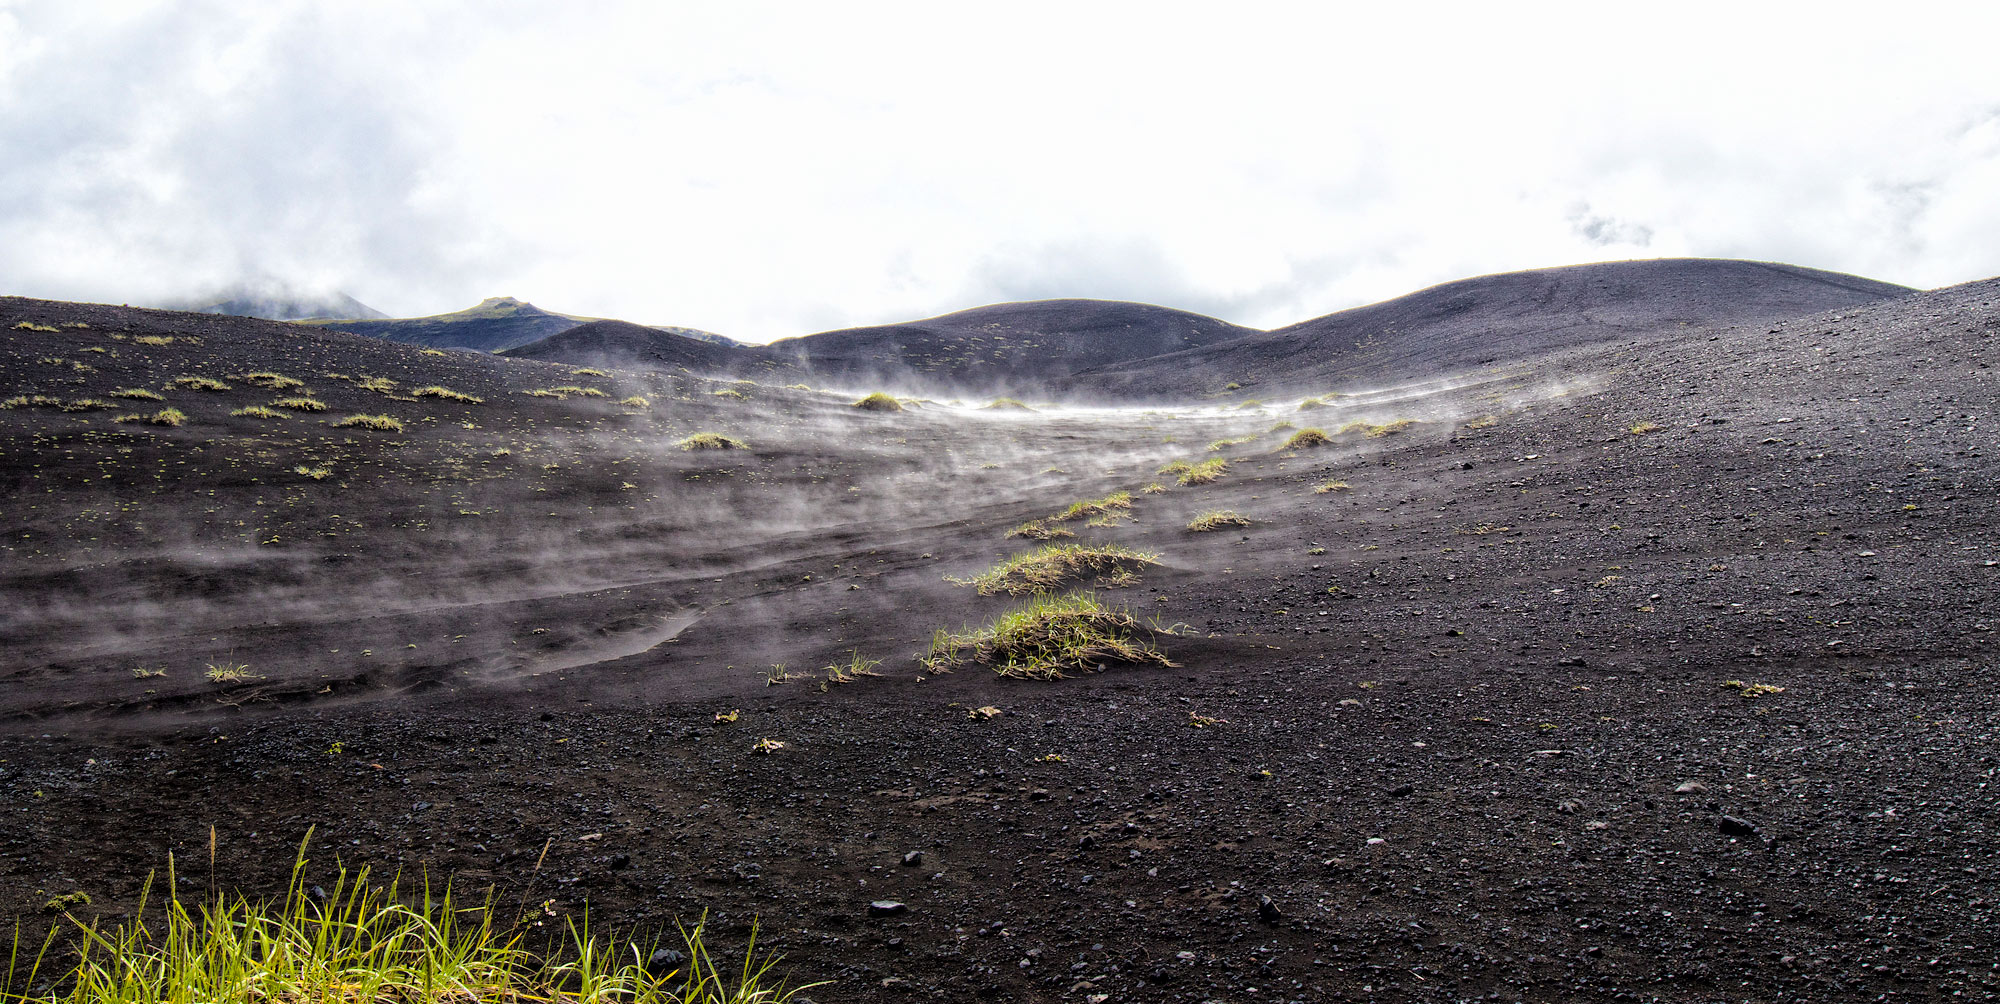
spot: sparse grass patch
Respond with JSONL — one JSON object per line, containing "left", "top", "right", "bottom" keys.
{"left": 204, "top": 661, "right": 260, "bottom": 683}
{"left": 1313, "top": 480, "right": 1351, "bottom": 493}
{"left": 822, "top": 650, "right": 884, "bottom": 684}
{"left": 165, "top": 376, "right": 230, "bottom": 392}
{"left": 1206, "top": 436, "right": 1254, "bottom": 452}
{"left": 1284, "top": 427, "right": 1332, "bottom": 449}
{"left": 853, "top": 391, "right": 903, "bottom": 412}
{"left": 413, "top": 385, "right": 484, "bottom": 403}
{"left": 334, "top": 414, "right": 405, "bottom": 432}
{"left": 952, "top": 543, "right": 1160, "bottom": 595}
{"left": 710, "top": 388, "right": 747, "bottom": 400}
{"left": 272, "top": 397, "right": 326, "bottom": 412}
{"left": 1629, "top": 421, "right": 1662, "bottom": 435}
{"left": 1721, "top": 679, "right": 1784, "bottom": 698}
{"left": 113, "top": 413, "right": 142, "bottom": 423}
{"left": 238, "top": 372, "right": 305, "bottom": 390}
{"left": 13, "top": 321, "right": 58, "bottom": 332}
{"left": 1368, "top": 418, "right": 1416, "bottom": 437}
{"left": 419, "top": 347, "right": 447, "bottom": 356}
{"left": 923, "top": 592, "right": 1173, "bottom": 679}
{"left": 1187, "top": 509, "right": 1250, "bottom": 532}
{"left": 294, "top": 465, "right": 333, "bottom": 480}
{"left": 355, "top": 376, "right": 398, "bottom": 393}
{"left": 1297, "top": 397, "right": 1329, "bottom": 411}
{"left": 1176, "top": 458, "right": 1229, "bottom": 485}
{"left": 618, "top": 395, "right": 651, "bottom": 407}
{"left": 1006, "top": 519, "right": 1075, "bottom": 541}
{"left": 1463, "top": 414, "right": 1499, "bottom": 429}
{"left": 148, "top": 408, "right": 187, "bottom": 427}
{"left": 571, "top": 367, "right": 610, "bottom": 377}
{"left": 1053, "top": 490, "right": 1132, "bottom": 523}
{"left": 132, "top": 335, "right": 176, "bottom": 346}
{"left": 230, "top": 405, "right": 287, "bottom": 419}
{"left": 130, "top": 667, "right": 166, "bottom": 679}
{"left": 678, "top": 432, "right": 746, "bottom": 451}
{"left": 1141, "top": 482, "right": 1167, "bottom": 494}
{"left": 60, "top": 399, "right": 119, "bottom": 412}
{"left": 109, "top": 388, "right": 164, "bottom": 401}
{"left": 982, "top": 397, "right": 1032, "bottom": 411}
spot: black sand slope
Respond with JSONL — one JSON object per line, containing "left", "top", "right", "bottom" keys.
{"left": 1063, "top": 258, "right": 1916, "bottom": 400}
{"left": 758, "top": 298, "right": 1263, "bottom": 397}
{"left": 503, "top": 318, "right": 781, "bottom": 379}
{"left": 1, "top": 266, "right": 1995, "bottom": 1002}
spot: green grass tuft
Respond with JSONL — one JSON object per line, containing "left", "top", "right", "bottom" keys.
{"left": 952, "top": 543, "right": 1160, "bottom": 595}
{"left": 109, "top": 388, "right": 164, "bottom": 401}
{"left": 413, "top": 385, "right": 484, "bottom": 404}
{"left": 981, "top": 397, "right": 1032, "bottom": 411}
{"left": 1284, "top": 427, "right": 1332, "bottom": 448}
{"left": 1187, "top": 509, "right": 1250, "bottom": 532}
{"left": 147, "top": 408, "right": 187, "bottom": 427}
{"left": 271, "top": 397, "right": 327, "bottom": 412}
{"left": 6, "top": 835, "right": 822, "bottom": 1004}
{"left": 678, "top": 433, "right": 746, "bottom": 451}
{"left": 334, "top": 414, "right": 404, "bottom": 432}
{"left": 852, "top": 391, "right": 903, "bottom": 412}
{"left": 230, "top": 405, "right": 287, "bottom": 419}
{"left": 1175, "top": 458, "right": 1228, "bottom": 485}
{"left": 923, "top": 592, "right": 1174, "bottom": 679}
{"left": 165, "top": 376, "right": 230, "bottom": 392}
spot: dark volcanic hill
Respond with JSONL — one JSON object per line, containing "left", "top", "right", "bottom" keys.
{"left": 759, "top": 298, "right": 1262, "bottom": 395}
{"left": 311, "top": 296, "right": 735, "bottom": 353}
{"left": 1061, "top": 258, "right": 1915, "bottom": 399}
{"left": 504, "top": 318, "right": 782, "bottom": 379}
{"left": 508, "top": 259, "right": 1915, "bottom": 401}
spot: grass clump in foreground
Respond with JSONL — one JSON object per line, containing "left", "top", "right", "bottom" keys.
{"left": 852, "top": 391, "right": 903, "bottom": 412}
{"left": 1313, "top": 480, "right": 1351, "bottom": 493}
{"left": 678, "top": 433, "right": 746, "bottom": 451}
{"left": 952, "top": 543, "right": 1161, "bottom": 595}
{"left": 271, "top": 397, "right": 327, "bottom": 412}
{"left": 1187, "top": 509, "right": 1251, "bottom": 532}
{"left": 5, "top": 836, "right": 822, "bottom": 1004}
{"left": 229, "top": 405, "right": 287, "bottom": 420}
{"left": 108, "top": 388, "right": 163, "bottom": 401}
{"left": 923, "top": 592, "right": 1175, "bottom": 679}
{"left": 147, "top": 408, "right": 187, "bottom": 428}
{"left": 982, "top": 397, "right": 1032, "bottom": 411}
{"left": 1284, "top": 427, "right": 1332, "bottom": 448}
{"left": 334, "top": 414, "right": 405, "bottom": 432}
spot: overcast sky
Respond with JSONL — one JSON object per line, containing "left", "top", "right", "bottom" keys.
{"left": 2, "top": 1, "right": 1996, "bottom": 342}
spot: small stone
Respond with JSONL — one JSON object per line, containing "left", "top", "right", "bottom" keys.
{"left": 1675, "top": 781, "right": 1707, "bottom": 795}
{"left": 1257, "top": 895, "right": 1282, "bottom": 923}
{"left": 902, "top": 850, "right": 923, "bottom": 867}
{"left": 1718, "top": 815, "right": 1762, "bottom": 838}
{"left": 1387, "top": 783, "right": 1415, "bottom": 798}
{"left": 1077, "top": 834, "right": 1097, "bottom": 850}
{"left": 1585, "top": 820, "right": 1610, "bottom": 831}
{"left": 1556, "top": 800, "right": 1580, "bottom": 814}
{"left": 608, "top": 853, "right": 630, "bottom": 870}
{"left": 1366, "top": 837, "right": 1386, "bottom": 846}
{"left": 868, "top": 900, "right": 908, "bottom": 916}
{"left": 646, "top": 947, "right": 686, "bottom": 971}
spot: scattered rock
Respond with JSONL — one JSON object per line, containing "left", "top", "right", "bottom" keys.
{"left": 1387, "top": 783, "right": 1415, "bottom": 798}
{"left": 1718, "top": 815, "right": 1762, "bottom": 838}
{"left": 1257, "top": 894, "right": 1282, "bottom": 923}
{"left": 902, "top": 850, "right": 924, "bottom": 867}
{"left": 1675, "top": 781, "right": 1708, "bottom": 795}
{"left": 868, "top": 900, "right": 909, "bottom": 916}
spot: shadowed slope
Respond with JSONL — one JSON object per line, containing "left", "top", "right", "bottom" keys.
{"left": 1063, "top": 258, "right": 1915, "bottom": 399}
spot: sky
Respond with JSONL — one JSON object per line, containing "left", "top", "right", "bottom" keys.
{"left": 2, "top": 1, "right": 1997, "bottom": 343}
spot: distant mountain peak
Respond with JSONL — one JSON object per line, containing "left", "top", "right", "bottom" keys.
{"left": 174, "top": 279, "right": 385, "bottom": 321}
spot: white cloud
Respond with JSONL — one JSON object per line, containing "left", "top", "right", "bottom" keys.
{"left": 1, "top": 1, "right": 1996, "bottom": 340}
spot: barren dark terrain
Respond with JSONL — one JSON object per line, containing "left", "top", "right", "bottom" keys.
{"left": 1, "top": 259, "right": 1995, "bottom": 1002}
